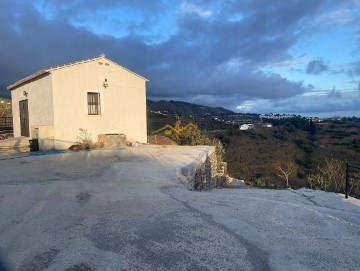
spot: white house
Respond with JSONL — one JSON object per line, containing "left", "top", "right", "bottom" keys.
{"left": 239, "top": 124, "right": 254, "bottom": 130}
{"left": 262, "top": 123, "right": 272, "bottom": 128}
{"left": 7, "top": 54, "right": 148, "bottom": 150}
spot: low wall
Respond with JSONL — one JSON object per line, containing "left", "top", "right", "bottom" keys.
{"left": 98, "top": 134, "right": 126, "bottom": 147}
{"left": 180, "top": 146, "right": 227, "bottom": 190}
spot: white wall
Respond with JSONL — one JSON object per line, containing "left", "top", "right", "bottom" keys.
{"left": 51, "top": 57, "right": 147, "bottom": 149}
{"left": 10, "top": 74, "right": 54, "bottom": 138}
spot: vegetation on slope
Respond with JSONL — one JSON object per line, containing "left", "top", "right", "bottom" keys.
{"left": 214, "top": 118, "right": 360, "bottom": 196}
{"left": 148, "top": 110, "right": 360, "bottom": 197}
{"left": 215, "top": 126, "right": 307, "bottom": 189}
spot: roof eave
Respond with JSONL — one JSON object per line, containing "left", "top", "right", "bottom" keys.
{"left": 104, "top": 57, "right": 149, "bottom": 82}
{"left": 7, "top": 69, "right": 50, "bottom": 91}
{"left": 7, "top": 54, "right": 149, "bottom": 90}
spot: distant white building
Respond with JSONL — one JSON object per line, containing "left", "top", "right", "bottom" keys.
{"left": 262, "top": 123, "right": 272, "bottom": 128}
{"left": 239, "top": 124, "right": 254, "bottom": 130}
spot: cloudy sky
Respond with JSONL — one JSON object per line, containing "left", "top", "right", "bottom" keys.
{"left": 1, "top": 0, "right": 360, "bottom": 116}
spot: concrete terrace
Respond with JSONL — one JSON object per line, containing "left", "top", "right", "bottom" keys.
{"left": 0, "top": 137, "right": 30, "bottom": 155}
{"left": 0, "top": 145, "right": 359, "bottom": 271}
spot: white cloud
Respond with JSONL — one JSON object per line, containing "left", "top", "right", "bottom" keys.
{"left": 315, "top": 9, "right": 353, "bottom": 26}
{"left": 180, "top": 2, "right": 212, "bottom": 17}
{"left": 272, "top": 55, "right": 310, "bottom": 68}
{"left": 236, "top": 101, "right": 257, "bottom": 111}
{"left": 302, "top": 91, "right": 328, "bottom": 97}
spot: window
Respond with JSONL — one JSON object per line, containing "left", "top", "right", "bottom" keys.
{"left": 87, "top": 92, "right": 101, "bottom": 115}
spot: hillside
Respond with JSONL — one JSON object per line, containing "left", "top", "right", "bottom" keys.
{"left": 147, "top": 99, "right": 234, "bottom": 116}
{"left": 147, "top": 104, "right": 360, "bottom": 197}
{"left": 147, "top": 100, "right": 260, "bottom": 134}
{"left": 213, "top": 118, "right": 360, "bottom": 193}
{"left": 218, "top": 127, "right": 307, "bottom": 188}
{"left": 147, "top": 110, "right": 240, "bottom": 134}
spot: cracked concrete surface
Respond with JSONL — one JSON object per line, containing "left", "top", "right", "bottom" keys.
{"left": 0, "top": 145, "right": 359, "bottom": 270}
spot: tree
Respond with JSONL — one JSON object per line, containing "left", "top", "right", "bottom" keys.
{"left": 273, "top": 160, "right": 298, "bottom": 188}
{"left": 306, "top": 158, "right": 345, "bottom": 193}
{"left": 308, "top": 119, "right": 316, "bottom": 135}
{"left": 321, "top": 158, "right": 344, "bottom": 192}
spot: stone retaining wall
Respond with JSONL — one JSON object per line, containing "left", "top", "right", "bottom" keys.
{"left": 180, "top": 146, "right": 227, "bottom": 190}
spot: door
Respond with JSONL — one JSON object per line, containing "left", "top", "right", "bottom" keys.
{"left": 19, "top": 100, "right": 30, "bottom": 137}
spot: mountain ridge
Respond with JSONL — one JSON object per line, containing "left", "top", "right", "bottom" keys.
{"left": 146, "top": 99, "right": 234, "bottom": 116}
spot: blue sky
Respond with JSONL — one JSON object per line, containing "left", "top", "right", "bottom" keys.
{"left": 1, "top": 0, "right": 360, "bottom": 116}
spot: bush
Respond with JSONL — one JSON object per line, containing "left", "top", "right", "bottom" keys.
{"left": 308, "top": 135, "right": 319, "bottom": 142}
{"left": 306, "top": 158, "right": 345, "bottom": 193}
{"left": 171, "top": 123, "right": 225, "bottom": 170}
{"left": 303, "top": 146, "right": 314, "bottom": 154}
{"left": 258, "top": 133, "right": 268, "bottom": 139}
{"left": 284, "top": 124, "right": 295, "bottom": 133}
{"left": 76, "top": 128, "right": 94, "bottom": 149}
{"left": 75, "top": 128, "right": 104, "bottom": 150}
{"left": 272, "top": 129, "right": 288, "bottom": 141}
{"left": 296, "top": 154, "right": 313, "bottom": 168}
{"left": 217, "top": 134, "right": 231, "bottom": 145}
{"left": 293, "top": 138, "right": 305, "bottom": 148}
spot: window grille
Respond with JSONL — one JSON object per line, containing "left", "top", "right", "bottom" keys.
{"left": 87, "top": 92, "right": 101, "bottom": 115}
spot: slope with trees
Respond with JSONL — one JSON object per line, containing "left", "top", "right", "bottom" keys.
{"left": 146, "top": 100, "right": 360, "bottom": 197}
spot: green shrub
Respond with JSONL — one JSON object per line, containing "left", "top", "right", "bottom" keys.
{"left": 284, "top": 124, "right": 295, "bottom": 133}
{"left": 217, "top": 134, "right": 231, "bottom": 145}
{"left": 308, "top": 135, "right": 320, "bottom": 142}
{"left": 272, "top": 129, "right": 288, "bottom": 141}
{"left": 171, "top": 123, "right": 225, "bottom": 170}
{"left": 258, "top": 133, "right": 268, "bottom": 139}
{"left": 293, "top": 138, "right": 305, "bottom": 148}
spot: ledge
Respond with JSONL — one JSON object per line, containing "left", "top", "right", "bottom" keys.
{"left": 179, "top": 146, "right": 216, "bottom": 190}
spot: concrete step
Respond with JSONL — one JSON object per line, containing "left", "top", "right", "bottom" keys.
{"left": 0, "top": 137, "right": 31, "bottom": 155}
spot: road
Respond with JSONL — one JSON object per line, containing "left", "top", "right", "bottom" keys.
{"left": 0, "top": 145, "right": 359, "bottom": 271}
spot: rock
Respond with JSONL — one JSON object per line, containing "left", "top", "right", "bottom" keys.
{"left": 226, "top": 177, "right": 246, "bottom": 188}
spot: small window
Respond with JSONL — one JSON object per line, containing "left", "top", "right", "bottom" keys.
{"left": 87, "top": 92, "right": 101, "bottom": 115}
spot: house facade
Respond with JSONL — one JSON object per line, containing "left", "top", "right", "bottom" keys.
{"left": 8, "top": 54, "right": 148, "bottom": 150}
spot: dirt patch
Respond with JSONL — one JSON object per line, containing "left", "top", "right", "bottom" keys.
{"left": 147, "top": 135, "right": 177, "bottom": 145}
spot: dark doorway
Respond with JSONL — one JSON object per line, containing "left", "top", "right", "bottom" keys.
{"left": 19, "top": 100, "right": 30, "bottom": 137}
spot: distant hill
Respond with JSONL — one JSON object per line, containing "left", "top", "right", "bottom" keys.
{"left": 147, "top": 99, "right": 234, "bottom": 116}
